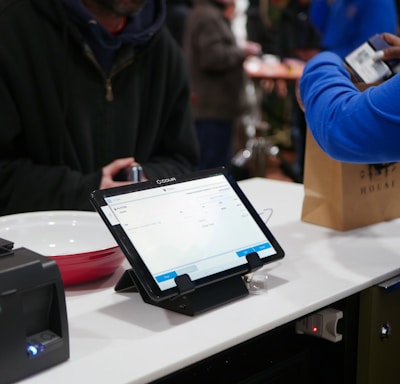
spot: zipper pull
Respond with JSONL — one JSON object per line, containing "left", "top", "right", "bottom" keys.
{"left": 105, "top": 78, "right": 114, "bottom": 101}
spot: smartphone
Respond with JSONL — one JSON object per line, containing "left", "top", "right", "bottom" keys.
{"left": 345, "top": 34, "right": 400, "bottom": 83}
{"left": 126, "top": 165, "right": 143, "bottom": 182}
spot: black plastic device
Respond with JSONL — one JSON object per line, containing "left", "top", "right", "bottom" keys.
{"left": 0, "top": 238, "right": 69, "bottom": 383}
{"left": 115, "top": 251, "right": 264, "bottom": 316}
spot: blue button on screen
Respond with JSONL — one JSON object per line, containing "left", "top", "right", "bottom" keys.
{"left": 236, "top": 242, "right": 271, "bottom": 258}
{"left": 155, "top": 271, "right": 178, "bottom": 283}
{"left": 254, "top": 242, "right": 271, "bottom": 252}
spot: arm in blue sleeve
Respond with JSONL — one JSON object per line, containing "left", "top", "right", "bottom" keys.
{"left": 299, "top": 51, "right": 400, "bottom": 163}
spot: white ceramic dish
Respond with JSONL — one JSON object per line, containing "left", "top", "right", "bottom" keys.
{"left": 0, "top": 211, "right": 125, "bottom": 286}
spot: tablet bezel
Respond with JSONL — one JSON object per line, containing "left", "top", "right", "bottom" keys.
{"left": 90, "top": 167, "right": 285, "bottom": 302}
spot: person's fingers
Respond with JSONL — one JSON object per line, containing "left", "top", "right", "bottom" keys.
{"left": 100, "top": 157, "right": 135, "bottom": 189}
{"left": 381, "top": 32, "right": 400, "bottom": 47}
{"left": 381, "top": 47, "right": 400, "bottom": 61}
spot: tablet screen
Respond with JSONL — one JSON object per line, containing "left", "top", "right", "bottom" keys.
{"left": 90, "top": 168, "right": 284, "bottom": 300}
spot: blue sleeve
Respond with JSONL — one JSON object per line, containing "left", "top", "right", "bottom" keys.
{"left": 355, "top": 0, "right": 398, "bottom": 48}
{"left": 309, "top": 0, "right": 329, "bottom": 35}
{"left": 299, "top": 51, "right": 400, "bottom": 163}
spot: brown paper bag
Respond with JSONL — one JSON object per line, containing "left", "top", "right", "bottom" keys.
{"left": 301, "top": 129, "right": 400, "bottom": 230}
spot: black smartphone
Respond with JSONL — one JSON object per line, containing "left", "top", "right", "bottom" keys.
{"left": 126, "top": 165, "right": 143, "bottom": 182}
{"left": 345, "top": 34, "right": 400, "bottom": 83}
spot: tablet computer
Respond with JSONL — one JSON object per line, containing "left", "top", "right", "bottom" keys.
{"left": 90, "top": 167, "right": 284, "bottom": 302}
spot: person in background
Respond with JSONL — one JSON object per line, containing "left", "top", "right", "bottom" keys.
{"left": 277, "top": 0, "right": 321, "bottom": 182}
{"left": 183, "top": 0, "right": 261, "bottom": 170}
{"left": 165, "top": 0, "right": 193, "bottom": 46}
{"left": 309, "top": 0, "right": 398, "bottom": 59}
{"left": 246, "top": 0, "right": 279, "bottom": 55}
{"left": 299, "top": 32, "right": 400, "bottom": 163}
{"left": 0, "top": 0, "right": 199, "bottom": 216}
{"left": 279, "top": 0, "right": 320, "bottom": 62}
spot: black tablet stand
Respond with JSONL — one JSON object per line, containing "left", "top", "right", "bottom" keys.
{"left": 115, "top": 252, "right": 264, "bottom": 316}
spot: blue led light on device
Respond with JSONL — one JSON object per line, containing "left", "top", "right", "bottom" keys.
{"left": 27, "top": 344, "right": 39, "bottom": 357}
{"left": 27, "top": 343, "right": 45, "bottom": 357}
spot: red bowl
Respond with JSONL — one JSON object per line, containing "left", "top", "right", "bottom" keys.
{"left": 48, "top": 246, "right": 125, "bottom": 286}
{"left": 0, "top": 211, "right": 125, "bottom": 286}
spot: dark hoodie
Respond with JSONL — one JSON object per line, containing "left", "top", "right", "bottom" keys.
{"left": 61, "top": 0, "right": 164, "bottom": 74}
{"left": 0, "top": 0, "right": 199, "bottom": 215}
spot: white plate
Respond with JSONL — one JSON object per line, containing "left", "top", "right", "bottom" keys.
{"left": 0, "top": 210, "right": 117, "bottom": 256}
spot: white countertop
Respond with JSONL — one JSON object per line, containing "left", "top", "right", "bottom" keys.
{"left": 22, "top": 178, "right": 400, "bottom": 384}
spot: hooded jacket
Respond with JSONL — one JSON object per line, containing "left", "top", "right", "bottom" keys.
{"left": 0, "top": 0, "right": 199, "bottom": 215}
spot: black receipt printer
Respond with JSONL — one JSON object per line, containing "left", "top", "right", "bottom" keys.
{"left": 0, "top": 238, "right": 69, "bottom": 384}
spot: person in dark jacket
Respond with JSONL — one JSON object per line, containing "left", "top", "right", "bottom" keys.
{"left": 277, "top": 0, "right": 321, "bottom": 183}
{"left": 246, "top": 0, "right": 278, "bottom": 55}
{"left": 165, "top": 0, "right": 193, "bottom": 46}
{"left": 183, "top": 0, "right": 261, "bottom": 170}
{"left": 0, "top": 0, "right": 199, "bottom": 216}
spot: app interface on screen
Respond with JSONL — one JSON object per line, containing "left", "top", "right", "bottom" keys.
{"left": 103, "top": 175, "right": 277, "bottom": 290}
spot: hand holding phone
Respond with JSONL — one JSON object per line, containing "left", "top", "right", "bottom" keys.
{"left": 378, "top": 33, "right": 400, "bottom": 61}
{"left": 345, "top": 34, "right": 400, "bottom": 83}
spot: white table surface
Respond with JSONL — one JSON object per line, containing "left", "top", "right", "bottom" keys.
{"left": 21, "top": 178, "right": 400, "bottom": 384}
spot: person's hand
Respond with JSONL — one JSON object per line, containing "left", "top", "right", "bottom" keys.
{"left": 346, "top": 32, "right": 400, "bottom": 90}
{"left": 376, "top": 33, "right": 400, "bottom": 61}
{"left": 243, "top": 41, "right": 262, "bottom": 57}
{"left": 100, "top": 157, "right": 145, "bottom": 189}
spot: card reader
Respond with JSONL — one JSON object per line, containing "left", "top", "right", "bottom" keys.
{"left": 0, "top": 238, "right": 69, "bottom": 383}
